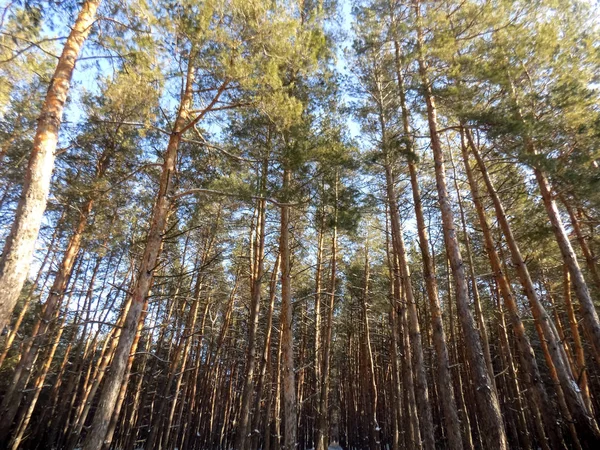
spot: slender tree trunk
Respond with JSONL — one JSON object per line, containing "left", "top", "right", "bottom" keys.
{"left": 316, "top": 193, "right": 337, "bottom": 450}
{"left": 81, "top": 57, "right": 196, "bottom": 450}
{"left": 534, "top": 165, "right": 600, "bottom": 358}
{"left": 446, "top": 259, "right": 475, "bottom": 450}
{"left": 563, "top": 266, "right": 593, "bottom": 413}
{"left": 412, "top": 3, "right": 507, "bottom": 447}
{"left": 467, "top": 130, "right": 600, "bottom": 446}
{"left": 0, "top": 0, "right": 101, "bottom": 329}
{"left": 459, "top": 130, "right": 562, "bottom": 449}
{"left": 397, "top": 62, "right": 462, "bottom": 450}
{"left": 279, "top": 167, "right": 297, "bottom": 450}
{"left": 314, "top": 209, "right": 325, "bottom": 429}
{"left": 251, "top": 254, "right": 281, "bottom": 450}
{"left": 361, "top": 244, "right": 381, "bottom": 450}
{"left": 236, "top": 165, "right": 268, "bottom": 450}
{"left": 448, "top": 147, "right": 496, "bottom": 394}
{"left": 560, "top": 196, "right": 600, "bottom": 292}
{"left": 492, "top": 281, "right": 533, "bottom": 450}
{"left": 385, "top": 214, "right": 403, "bottom": 450}
{"left": 66, "top": 295, "right": 133, "bottom": 449}
{"left": 384, "top": 162, "right": 435, "bottom": 450}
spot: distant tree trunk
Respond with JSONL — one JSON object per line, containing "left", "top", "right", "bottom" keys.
{"left": 412, "top": 3, "right": 507, "bottom": 447}
{"left": 279, "top": 167, "right": 297, "bottom": 450}
{"left": 66, "top": 294, "right": 133, "bottom": 449}
{"left": 534, "top": 314, "right": 583, "bottom": 450}
{"left": 0, "top": 0, "right": 101, "bottom": 329}
{"left": 236, "top": 161, "right": 268, "bottom": 450}
{"left": 314, "top": 207, "right": 325, "bottom": 426}
{"left": 384, "top": 163, "right": 435, "bottom": 450}
{"left": 316, "top": 182, "right": 337, "bottom": 450}
{"left": 385, "top": 213, "right": 403, "bottom": 450}
{"left": 448, "top": 147, "right": 496, "bottom": 395}
{"left": 251, "top": 254, "right": 281, "bottom": 450}
{"left": 491, "top": 281, "right": 533, "bottom": 450}
{"left": 361, "top": 243, "right": 380, "bottom": 450}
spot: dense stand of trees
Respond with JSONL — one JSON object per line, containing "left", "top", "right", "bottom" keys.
{"left": 1, "top": 0, "right": 600, "bottom": 449}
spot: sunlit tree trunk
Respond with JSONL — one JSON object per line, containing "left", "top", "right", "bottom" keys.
{"left": 467, "top": 130, "right": 600, "bottom": 446}
{"left": 236, "top": 162, "right": 268, "bottom": 450}
{"left": 460, "top": 129, "right": 562, "bottom": 449}
{"left": 0, "top": 0, "right": 101, "bottom": 329}
{"left": 81, "top": 52, "right": 198, "bottom": 450}
{"left": 412, "top": 3, "right": 507, "bottom": 447}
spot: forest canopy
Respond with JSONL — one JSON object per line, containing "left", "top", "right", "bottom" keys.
{"left": 0, "top": 1, "right": 600, "bottom": 449}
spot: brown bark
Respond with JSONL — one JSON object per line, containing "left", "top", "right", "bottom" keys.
{"left": 316, "top": 190, "right": 337, "bottom": 450}
{"left": 0, "top": 211, "right": 62, "bottom": 369}
{"left": 404, "top": 148, "right": 464, "bottom": 450}
{"left": 81, "top": 55, "right": 195, "bottom": 450}
{"left": 563, "top": 266, "right": 593, "bottom": 413}
{"left": 467, "top": 130, "right": 600, "bottom": 446}
{"left": 448, "top": 146, "right": 496, "bottom": 394}
{"left": 385, "top": 214, "right": 403, "bottom": 450}
{"left": 492, "top": 282, "right": 533, "bottom": 450}
{"left": 251, "top": 254, "right": 281, "bottom": 450}
{"left": 236, "top": 163, "right": 268, "bottom": 450}
{"left": 279, "top": 167, "right": 297, "bottom": 450}
{"left": 460, "top": 129, "right": 562, "bottom": 449}
{"left": 361, "top": 244, "right": 381, "bottom": 450}
{"left": 412, "top": 3, "right": 507, "bottom": 447}
{"left": 0, "top": 0, "right": 101, "bottom": 329}
{"left": 535, "top": 166, "right": 600, "bottom": 361}
{"left": 386, "top": 166, "right": 435, "bottom": 450}
{"left": 9, "top": 299, "right": 69, "bottom": 450}
{"left": 0, "top": 123, "right": 114, "bottom": 440}
{"left": 444, "top": 257, "right": 475, "bottom": 450}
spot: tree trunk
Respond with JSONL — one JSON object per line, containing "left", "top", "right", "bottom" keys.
{"left": 560, "top": 196, "right": 600, "bottom": 292}
{"left": 412, "top": 3, "right": 507, "bottom": 447}
{"left": 236, "top": 164, "right": 268, "bottom": 450}
{"left": 316, "top": 195, "right": 337, "bottom": 450}
{"left": 81, "top": 54, "right": 196, "bottom": 450}
{"left": 467, "top": 130, "right": 600, "bottom": 447}
{"left": 365, "top": 250, "right": 381, "bottom": 450}
{"left": 279, "top": 167, "right": 297, "bottom": 450}
{"left": 563, "top": 266, "right": 593, "bottom": 413}
{"left": 251, "top": 254, "right": 281, "bottom": 450}
{"left": 0, "top": 0, "right": 101, "bottom": 329}
{"left": 448, "top": 146, "right": 496, "bottom": 395}
{"left": 460, "top": 129, "right": 561, "bottom": 449}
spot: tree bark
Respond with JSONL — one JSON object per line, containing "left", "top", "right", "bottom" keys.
{"left": 460, "top": 129, "right": 562, "bottom": 449}
{"left": 0, "top": 0, "right": 101, "bottom": 329}
{"left": 467, "top": 130, "right": 600, "bottom": 447}
{"left": 316, "top": 188, "right": 337, "bottom": 450}
{"left": 412, "top": 3, "right": 507, "bottom": 447}
{"left": 81, "top": 53, "right": 197, "bottom": 450}
{"left": 279, "top": 167, "right": 297, "bottom": 450}
{"left": 236, "top": 163, "right": 268, "bottom": 450}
